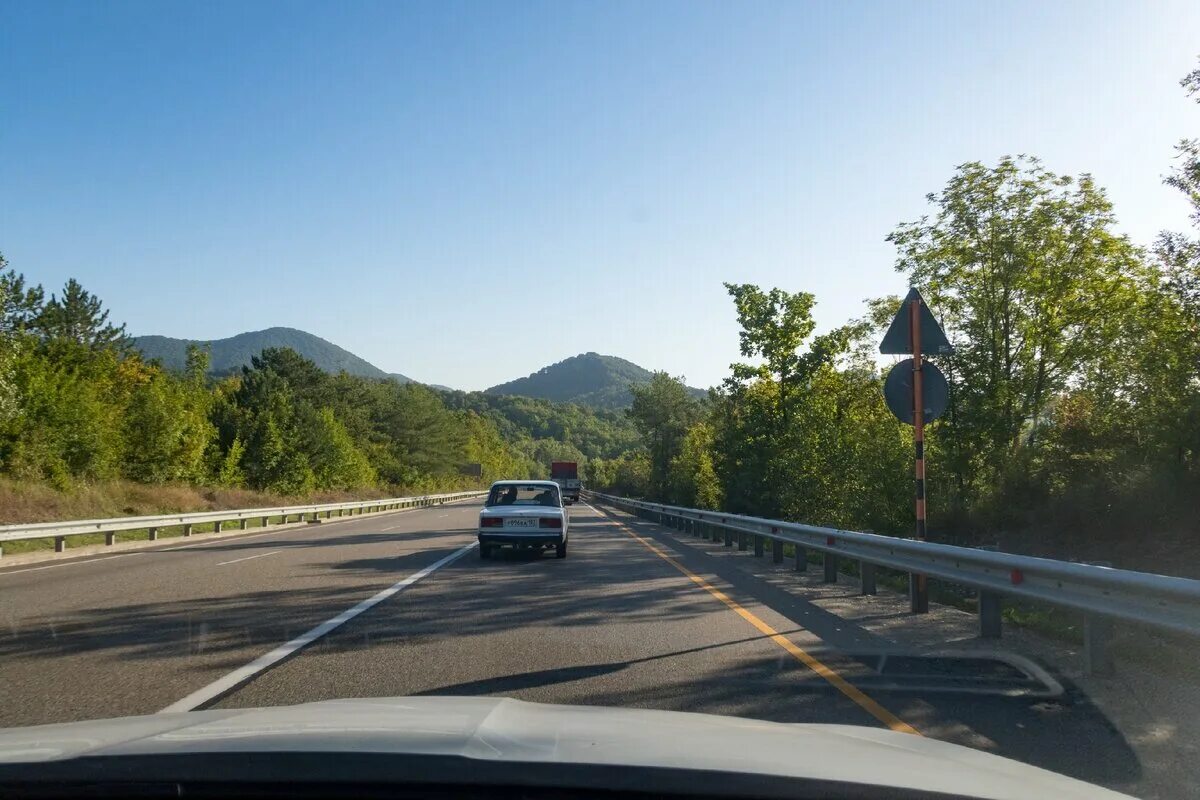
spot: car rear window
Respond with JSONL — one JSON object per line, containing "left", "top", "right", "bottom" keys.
{"left": 486, "top": 485, "right": 560, "bottom": 507}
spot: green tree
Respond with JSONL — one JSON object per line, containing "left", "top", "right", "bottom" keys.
{"left": 216, "top": 436, "right": 247, "bottom": 487}
{"left": 628, "top": 372, "right": 700, "bottom": 498}
{"left": 242, "top": 410, "right": 314, "bottom": 494}
{"left": 888, "top": 156, "right": 1144, "bottom": 508}
{"left": 0, "top": 258, "right": 45, "bottom": 336}
{"left": 3, "top": 345, "right": 123, "bottom": 484}
{"left": 1157, "top": 56, "right": 1200, "bottom": 320}
{"left": 121, "top": 369, "right": 214, "bottom": 483}
{"left": 35, "top": 278, "right": 129, "bottom": 352}
{"left": 301, "top": 406, "right": 375, "bottom": 490}
{"left": 668, "top": 421, "right": 722, "bottom": 508}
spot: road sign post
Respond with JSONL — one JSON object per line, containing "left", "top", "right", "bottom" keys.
{"left": 880, "top": 288, "right": 952, "bottom": 615}
{"left": 909, "top": 295, "right": 929, "bottom": 613}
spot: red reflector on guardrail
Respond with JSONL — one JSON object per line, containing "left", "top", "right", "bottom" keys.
{"left": 826, "top": 536, "right": 835, "bottom": 546}
{"left": 1011, "top": 569, "right": 1024, "bottom": 585}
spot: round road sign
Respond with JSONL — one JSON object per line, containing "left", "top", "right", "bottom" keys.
{"left": 884, "top": 359, "right": 949, "bottom": 425}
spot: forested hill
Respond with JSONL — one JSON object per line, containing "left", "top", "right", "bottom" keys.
{"left": 440, "top": 390, "right": 641, "bottom": 463}
{"left": 134, "top": 328, "right": 413, "bottom": 382}
{"left": 485, "top": 352, "right": 706, "bottom": 409}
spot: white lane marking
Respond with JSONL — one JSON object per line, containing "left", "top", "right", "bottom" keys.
{"left": 0, "top": 553, "right": 144, "bottom": 577}
{"left": 161, "top": 530, "right": 287, "bottom": 551}
{"left": 159, "top": 541, "right": 477, "bottom": 713}
{"left": 216, "top": 550, "right": 281, "bottom": 567}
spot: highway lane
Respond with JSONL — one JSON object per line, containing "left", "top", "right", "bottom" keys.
{"left": 215, "top": 502, "right": 895, "bottom": 729}
{"left": 0, "top": 501, "right": 481, "bottom": 726}
{"left": 211, "top": 503, "right": 1139, "bottom": 790}
{"left": 0, "top": 500, "right": 1147, "bottom": 794}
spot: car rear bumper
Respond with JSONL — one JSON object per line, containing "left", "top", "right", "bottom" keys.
{"left": 479, "top": 532, "right": 565, "bottom": 546}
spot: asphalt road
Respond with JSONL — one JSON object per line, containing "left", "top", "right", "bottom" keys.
{"left": 0, "top": 500, "right": 1146, "bottom": 793}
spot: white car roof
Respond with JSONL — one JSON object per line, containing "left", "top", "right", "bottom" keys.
{"left": 489, "top": 480, "right": 559, "bottom": 488}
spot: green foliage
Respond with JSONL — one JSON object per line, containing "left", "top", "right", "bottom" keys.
{"left": 888, "top": 156, "right": 1145, "bottom": 515}
{"left": 628, "top": 372, "right": 701, "bottom": 498}
{"left": 588, "top": 451, "right": 652, "bottom": 497}
{"left": 0, "top": 265, "right": 538, "bottom": 497}
{"left": 3, "top": 340, "right": 123, "bottom": 485}
{"left": 440, "top": 390, "right": 642, "bottom": 465}
{"left": 0, "top": 259, "right": 45, "bottom": 337}
{"left": 121, "top": 367, "right": 214, "bottom": 483}
{"left": 668, "top": 421, "right": 722, "bottom": 509}
{"left": 607, "top": 107, "right": 1200, "bottom": 561}
{"left": 301, "top": 407, "right": 376, "bottom": 490}
{"left": 216, "top": 436, "right": 247, "bottom": 487}
{"left": 36, "top": 278, "right": 130, "bottom": 353}
{"left": 485, "top": 352, "right": 705, "bottom": 410}
{"left": 243, "top": 411, "right": 314, "bottom": 495}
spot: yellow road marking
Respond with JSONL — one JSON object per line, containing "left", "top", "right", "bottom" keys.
{"left": 604, "top": 512, "right": 921, "bottom": 736}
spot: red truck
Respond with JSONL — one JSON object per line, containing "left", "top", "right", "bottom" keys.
{"left": 550, "top": 461, "right": 581, "bottom": 504}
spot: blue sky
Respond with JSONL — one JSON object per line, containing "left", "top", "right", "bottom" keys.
{"left": 3, "top": 1, "right": 1198, "bottom": 390}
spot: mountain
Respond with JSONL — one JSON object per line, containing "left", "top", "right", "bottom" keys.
{"left": 133, "top": 327, "right": 413, "bottom": 382}
{"left": 485, "top": 352, "right": 705, "bottom": 410}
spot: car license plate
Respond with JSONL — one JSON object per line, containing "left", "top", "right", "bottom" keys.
{"left": 505, "top": 518, "right": 537, "bottom": 528}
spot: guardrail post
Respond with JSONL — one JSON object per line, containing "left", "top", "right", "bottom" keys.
{"left": 147, "top": 527, "right": 158, "bottom": 541}
{"left": 794, "top": 545, "right": 807, "bottom": 571}
{"left": 723, "top": 527, "right": 732, "bottom": 547}
{"left": 214, "top": 521, "right": 223, "bottom": 533}
{"left": 772, "top": 539, "right": 783, "bottom": 564}
{"left": 738, "top": 531, "right": 747, "bottom": 551}
{"left": 55, "top": 536, "right": 66, "bottom": 552}
{"left": 239, "top": 519, "right": 248, "bottom": 530}
{"left": 860, "top": 562, "right": 876, "bottom": 595}
{"left": 105, "top": 532, "right": 116, "bottom": 546}
{"left": 754, "top": 535, "right": 764, "bottom": 557}
{"left": 1084, "top": 615, "right": 1114, "bottom": 675}
{"left": 979, "top": 591, "right": 1002, "bottom": 638}
{"left": 184, "top": 524, "right": 194, "bottom": 537}
{"left": 823, "top": 552, "right": 838, "bottom": 583}
{"left": 259, "top": 516, "right": 268, "bottom": 528}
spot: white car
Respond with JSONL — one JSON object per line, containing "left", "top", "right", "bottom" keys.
{"left": 478, "top": 480, "right": 569, "bottom": 559}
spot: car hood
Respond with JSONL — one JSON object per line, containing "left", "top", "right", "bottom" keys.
{"left": 0, "top": 696, "right": 1130, "bottom": 799}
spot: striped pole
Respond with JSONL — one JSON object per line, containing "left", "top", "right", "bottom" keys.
{"left": 910, "top": 295, "right": 929, "bottom": 613}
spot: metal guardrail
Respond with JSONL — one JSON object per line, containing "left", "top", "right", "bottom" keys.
{"left": 586, "top": 491, "right": 1200, "bottom": 674}
{"left": 0, "top": 491, "right": 487, "bottom": 556}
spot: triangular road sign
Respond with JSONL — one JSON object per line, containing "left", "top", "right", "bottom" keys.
{"left": 879, "top": 287, "right": 954, "bottom": 355}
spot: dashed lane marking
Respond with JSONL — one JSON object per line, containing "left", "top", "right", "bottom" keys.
{"left": 159, "top": 541, "right": 477, "bottom": 713}
{"left": 216, "top": 550, "right": 282, "bottom": 567}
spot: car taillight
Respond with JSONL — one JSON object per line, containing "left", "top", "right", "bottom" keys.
{"left": 539, "top": 517, "right": 562, "bottom": 528}
{"left": 480, "top": 517, "right": 503, "bottom": 527}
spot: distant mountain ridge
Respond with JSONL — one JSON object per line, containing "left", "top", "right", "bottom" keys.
{"left": 133, "top": 327, "right": 413, "bottom": 382}
{"left": 485, "top": 352, "right": 705, "bottom": 409}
